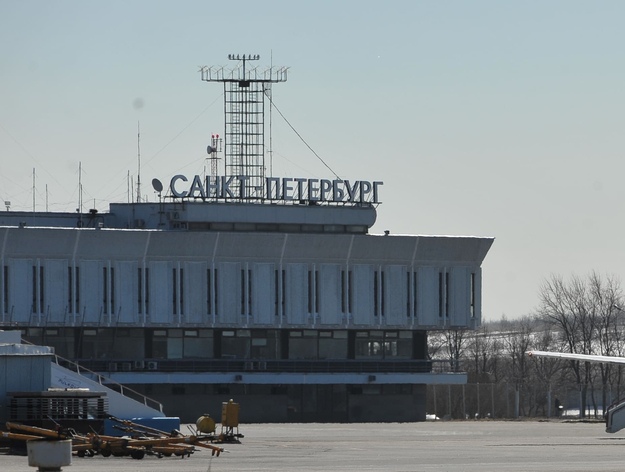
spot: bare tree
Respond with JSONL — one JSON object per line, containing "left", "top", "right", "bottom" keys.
{"left": 528, "top": 317, "right": 565, "bottom": 416}
{"left": 537, "top": 274, "right": 596, "bottom": 416}
{"left": 427, "top": 331, "right": 446, "bottom": 360}
{"left": 536, "top": 273, "right": 625, "bottom": 417}
{"left": 466, "top": 324, "right": 506, "bottom": 383}
{"left": 442, "top": 329, "right": 469, "bottom": 373}
{"left": 587, "top": 272, "right": 624, "bottom": 413}
{"left": 423, "top": 272, "right": 625, "bottom": 420}
{"left": 503, "top": 316, "right": 536, "bottom": 415}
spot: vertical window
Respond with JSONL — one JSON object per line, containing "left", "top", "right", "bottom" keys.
{"left": 179, "top": 268, "right": 184, "bottom": 316}
{"left": 445, "top": 272, "right": 450, "bottom": 319}
{"left": 110, "top": 267, "right": 115, "bottom": 315}
{"left": 32, "top": 266, "right": 38, "bottom": 313}
{"left": 275, "top": 269, "right": 279, "bottom": 316}
{"left": 348, "top": 270, "right": 353, "bottom": 314}
{"left": 307, "top": 270, "right": 313, "bottom": 314}
{"left": 75, "top": 267, "right": 80, "bottom": 314}
{"left": 207, "top": 268, "right": 212, "bottom": 315}
{"left": 380, "top": 271, "right": 385, "bottom": 317}
{"left": 406, "top": 272, "right": 410, "bottom": 317}
{"left": 413, "top": 271, "right": 418, "bottom": 318}
{"left": 138, "top": 268, "right": 143, "bottom": 314}
{"left": 470, "top": 272, "right": 476, "bottom": 318}
{"left": 172, "top": 268, "right": 178, "bottom": 315}
{"left": 281, "top": 269, "right": 286, "bottom": 314}
{"left": 3, "top": 265, "right": 8, "bottom": 314}
{"left": 213, "top": 268, "right": 218, "bottom": 315}
{"left": 438, "top": 272, "right": 444, "bottom": 318}
{"left": 374, "top": 270, "right": 379, "bottom": 316}
{"left": 145, "top": 268, "right": 149, "bottom": 314}
{"left": 68, "top": 267, "right": 73, "bottom": 313}
{"left": 314, "top": 269, "right": 320, "bottom": 313}
{"left": 39, "top": 266, "right": 44, "bottom": 314}
{"left": 103, "top": 267, "right": 108, "bottom": 314}
{"left": 248, "top": 269, "right": 252, "bottom": 315}
{"left": 241, "top": 269, "right": 245, "bottom": 315}
{"left": 341, "top": 270, "right": 346, "bottom": 313}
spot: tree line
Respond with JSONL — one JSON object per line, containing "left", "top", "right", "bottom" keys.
{"left": 429, "top": 272, "right": 625, "bottom": 419}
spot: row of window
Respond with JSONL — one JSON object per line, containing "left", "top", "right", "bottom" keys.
{"left": 2, "top": 261, "right": 480, "bottom": 327}
{"left": 209, "top": 268, "right": 477, "bottom": 318}
{"left": 21, "top": 328, "right": 419, "bottom": 361}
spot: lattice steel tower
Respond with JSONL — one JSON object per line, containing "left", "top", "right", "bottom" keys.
{"left": 200, "top": 54, "right": 288, "bottom": 199}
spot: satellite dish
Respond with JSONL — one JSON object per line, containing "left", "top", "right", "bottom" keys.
{"left": 207, "top": 145, "right": 215, "bottom": 154}
{"left": 152, "top": 178, "right": 163, "bottom": 193}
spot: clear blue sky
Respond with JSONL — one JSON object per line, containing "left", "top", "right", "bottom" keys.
{"left": 2, "top": 1, "right": 625, "bottom": 321}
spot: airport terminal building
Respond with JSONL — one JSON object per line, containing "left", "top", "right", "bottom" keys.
{"left": 0, "top": 57, "right": 493, "bottom": 422}
{"left": 0, "top": 196, "right": 493, "bottom": 422}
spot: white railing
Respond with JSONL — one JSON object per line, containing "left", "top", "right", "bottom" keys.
{"left": 51, "top": 354, "right": 163, "bottom": 413}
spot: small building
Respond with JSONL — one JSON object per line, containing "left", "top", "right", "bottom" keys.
{"left": 0, "top": 331, "right": 53, "bottom": 426}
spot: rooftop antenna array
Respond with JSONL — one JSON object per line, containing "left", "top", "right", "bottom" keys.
{"left": 78, "top": 162, "right": 83, "bottom": 227}
{"left": 151, "top": 178, "right": 165, "bottom": 228}
{"left": 200, "top": 54, "right": 289, "bottom": 200}
{"left": 136, "top": 121, "right": 141, "bottom": 203}
{"left": 206, "top": 134, "right": 223, "bottom": 178}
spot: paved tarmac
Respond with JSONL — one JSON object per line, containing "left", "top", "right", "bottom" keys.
{"left": 2, "top": 420, "right": 625, "bottom": 472}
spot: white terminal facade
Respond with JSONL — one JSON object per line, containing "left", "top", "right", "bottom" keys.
{"left": 0, "top": 56, "right": 493, "bottom": 422}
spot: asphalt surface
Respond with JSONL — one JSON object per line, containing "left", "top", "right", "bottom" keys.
{"left": 2, "top": 420, "right": 625, "bottom": 472}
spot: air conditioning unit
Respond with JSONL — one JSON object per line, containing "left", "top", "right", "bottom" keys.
{"left": 368, "top": 375, "right": 376, "bottom": 382}
{"left": 108, "top": 363, "right": 118, "bottom": 372}
{"left": 147, "top": 361, "right": 158, "bottom": 371}
{"left": 134, "top": 360, "right": 145, "bottom": 369}
{"left": 257, "top": 361, "right": 267, "bottom": 371}
{"left": 244, "top": 361, "right": 254, "bottom": 370}
{"left": 234, "top": 374, "right": 243, "bottom": 381}
{"left": 121, "top": 362, "right": 132, "bottom": 372}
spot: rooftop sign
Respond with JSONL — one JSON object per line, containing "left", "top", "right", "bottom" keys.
{"left": 169, "top": 175, "right": 383, "bottom": 204}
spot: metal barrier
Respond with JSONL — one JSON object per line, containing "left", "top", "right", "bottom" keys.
{"left": 73, "top": 358, "right": 461, "bottom": 375}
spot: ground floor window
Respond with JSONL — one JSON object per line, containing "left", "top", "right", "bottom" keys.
{"left": 355, "top": 330, "right": 412, "bottom": 360}
{"left": 19, "top": 327, "right": 418, "bottom": 361}
{"left": 153, "top": 329, "right": 213, "bottom": 359}
{"left": 221, "top": 329, "right": 250, "bottom": 359}
{"left": 288, "top": 330, "right": 348, "bottom": 360}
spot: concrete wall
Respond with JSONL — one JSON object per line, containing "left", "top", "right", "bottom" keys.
{"left": 133, "top": 383, "right": 428, "bottom": 424}
{"left": 348, "top": 390, "right": 426, "bottom": 422}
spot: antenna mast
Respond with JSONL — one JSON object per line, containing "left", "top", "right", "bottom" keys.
{"left": 136, "top": 121, "right": 141, "bottom": 203}
{"left": 200, "top": 54, "right": 288, "bottom": 200}
{"left": 78, "top": 161, "right": 83, "bottom": 227}
{"left": 206, "top": 134, "right": 223, "bottom": 180}
{"left": 269, "top": 50, "right": 274, "bottom": 178}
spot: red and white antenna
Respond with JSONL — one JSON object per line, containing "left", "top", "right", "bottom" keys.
{"left": 206, "top": 134, "right": 223, "bottom": 178}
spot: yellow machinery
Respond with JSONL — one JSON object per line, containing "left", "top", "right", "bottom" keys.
{"left": 196, "top": 414, "right": 216, "bottom": 434}
{"left": 222, "top": 400, "right": 239, "bottom": 429}
{"left": 220, "top": 399, "right": 243, "bottom": 442}
{"left": 192, "top": 400, "right": 243, "bottom": 443}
